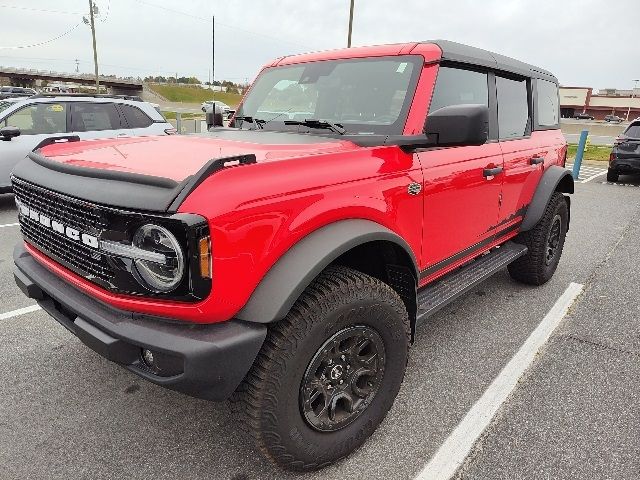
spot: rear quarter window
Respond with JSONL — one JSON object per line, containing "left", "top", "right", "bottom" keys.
{"left": 535, "top": 79, "right": 559, "bottom": 127}
{"left": 119, "top": 104, "right": 153, "bottom": 128}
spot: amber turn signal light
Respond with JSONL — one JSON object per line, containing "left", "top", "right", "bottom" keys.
{"left": 198, "top": 236, "right": 212, "bottom": 279}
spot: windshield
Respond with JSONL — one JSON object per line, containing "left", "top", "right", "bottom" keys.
{"left": 234, "top": 55, "right": 422, "bottom": 135}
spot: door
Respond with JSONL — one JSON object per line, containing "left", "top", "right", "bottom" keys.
{"left": 0, "top": 102, "right": 69, "bottom": 189}
{"left": 419, "top": 66, "right": 503, "bottom": 272}
{"left": 69, "top": 102, "right": 128, "bottom": 140}
{"left": 496, "top": 76, "right": 546, "bottom": 229}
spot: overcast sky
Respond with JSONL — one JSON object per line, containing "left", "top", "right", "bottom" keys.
{"left": 1, "top": 0, "right": 638, "bottom": 89}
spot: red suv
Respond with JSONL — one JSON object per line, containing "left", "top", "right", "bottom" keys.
{"left": 12, "top": 40, "right": 572, "bottom": 470}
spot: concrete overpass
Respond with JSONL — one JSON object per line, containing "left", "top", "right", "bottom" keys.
{"left": 0, "top": 66, "right": 143, "bottom": 96}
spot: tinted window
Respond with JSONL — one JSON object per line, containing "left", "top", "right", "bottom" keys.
{"left": 429, "top": 67, "right": 488, "bottom": 113}
{"left": 120, "top": 104, "right": 153, "bottom": 128}
{"left": 536, "top": 79, "right": 559, "bottom": 126}
{"left": 4, "top": 103, "right": 67, "bottom": 135}
{"left": 497, "top": 76, "right": 530, "bottom": 139}
{"left": 71, "top": 102, "right": 122, "bottom": 132}
{"left": 625, "top": 122, "right": 640, "bottom": 138}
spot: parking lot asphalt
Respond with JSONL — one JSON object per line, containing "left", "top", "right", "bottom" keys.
{"left": 1, "top": 175, "right": 639, "bottom": 480}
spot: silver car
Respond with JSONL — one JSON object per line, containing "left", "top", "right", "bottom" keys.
{"left": 0, "top": 95, "right": 175, "bottom": 192}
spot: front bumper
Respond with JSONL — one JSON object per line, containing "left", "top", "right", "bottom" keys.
{"left": 14, "top": 243, "right": 266, "bottom": 401}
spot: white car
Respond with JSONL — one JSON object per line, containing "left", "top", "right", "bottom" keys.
{"left": 201, "top": 100, "right": 233, "bottom": 116}
{"left": 0, "top": 94, "right": 175, "bottom": 193}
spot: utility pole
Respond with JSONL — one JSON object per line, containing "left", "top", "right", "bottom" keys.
{"left": 75, "top": 59, "right": 80, "bottom": 73}
{"left": 88, "top": 0, "right": 99, "bottom": 91}
{"left": 347, "top": 0, "right": 355, "bottom": 47}
{"left": 625, "top": 79, "right": 640, "bottom": 121}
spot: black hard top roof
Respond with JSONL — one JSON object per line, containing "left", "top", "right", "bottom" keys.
{"left": 426, "top": 40, "right": 558, "bottom": 84}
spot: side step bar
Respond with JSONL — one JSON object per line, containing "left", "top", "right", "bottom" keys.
{"left": 416, "top": 241, "right": 528, "bottom": 325}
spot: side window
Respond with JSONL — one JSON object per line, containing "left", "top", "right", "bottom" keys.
{"left": 535, "top": 79, "right": 559, "bottom": 127}
{"left": 119, "top": 104, "right": 153, "bottom": 129}
{"left": 429, "top": 67, "right": 488, "bottom": 113}
{"left": 497, "top": 76, "right": 530, "bottom": 140}
{"left": 70, "top": 102, "right": 123, "bottom": 132}
{"left": 4, "top": 103, "right": 67, "bottom": 135}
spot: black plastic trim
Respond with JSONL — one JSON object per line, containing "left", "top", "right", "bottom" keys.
{"left": 28, "top": 151, "right": 178, "bottom": 188}
{"left": 168, "top": 154, "right": 256, "bottom": 212}
{"left": 521, "top": 166, "right": 574, "bottom": 231}
{"left": 419, "top": 222, "right": 522, "bottom": 280}
{"left": 32, "top": 135, "right": 80, "bottom": 152}
{"left": 235, "top": 219, "right": 419, "bottom": 324}
{"left": 14, "top": 243, "right": 266, "bottom": 402}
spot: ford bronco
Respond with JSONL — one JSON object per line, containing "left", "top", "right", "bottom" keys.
{"left": 12, "top": 40, "right": 572, "bottom": 470}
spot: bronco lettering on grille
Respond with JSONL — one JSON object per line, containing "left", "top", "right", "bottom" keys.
{"left": 17, "top": 200, "right": 100, "bottom": 249}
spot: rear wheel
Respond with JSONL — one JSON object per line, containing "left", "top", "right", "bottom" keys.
{"left": 508, "top": 192, "right": 568, "bottom": 285}
{"left": 237, "top": 266, "right": 410, "bottom": 471}
{"left": 607, "top": 169, "right": 619, "bottom": 182}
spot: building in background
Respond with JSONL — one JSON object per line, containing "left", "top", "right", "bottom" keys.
{"left": 560, "top": 86, "right": 640, "bottom": 120}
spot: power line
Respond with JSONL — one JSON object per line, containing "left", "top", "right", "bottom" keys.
{"left": 0, "top": 4, "right": 83, "bottom": 15}
{"left": 0, "top": 22, "right": 82, "bottom": 50}
{"left": 131, "top": 0, "right": 317, "bottom": 50}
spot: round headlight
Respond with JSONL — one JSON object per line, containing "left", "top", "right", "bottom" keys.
{"left": 132, "top": 224, "right": 184, "bottom": 292}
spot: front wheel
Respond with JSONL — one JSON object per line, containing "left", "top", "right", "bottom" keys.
{"left": 237, "top": 266, "right": 410, "bottom": 471}
{"left": 508, "top": 192, "right": 568, "bottom": 285}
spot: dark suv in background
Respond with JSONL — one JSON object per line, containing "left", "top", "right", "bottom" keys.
{"left": 608, "top": 120, "right": 640, "bottom": 181}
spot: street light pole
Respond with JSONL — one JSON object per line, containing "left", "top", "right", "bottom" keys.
{"left": 88, "top": 0, "right": 99, "bottom": 92}
{"left": 347, "top": 0, "right": 354, "bottom": 47}
{"left": 625, "top": 79, "right": 639, "bottom": 122}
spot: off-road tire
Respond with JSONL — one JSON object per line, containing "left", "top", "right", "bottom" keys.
{"left": 508, "top": 192, "right": 568, "bottom": 285}
{"left": 607, "top": 169, "right": 619, "bottom": 182}
{"left": 236, "top": 265, "right": 410, "bottom": 471}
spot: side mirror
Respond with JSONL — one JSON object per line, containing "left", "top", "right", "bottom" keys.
{"left": 206, "top": 103, "right": 225, "bottom": 129}
{"left": 425, "top": 104, "right": 489, "bottom": 147}
{"left": 391, "top": 104, "right": 489, "bottom": 152}
{"left": 0, "top": 126, "right": 21, "bottom": 141}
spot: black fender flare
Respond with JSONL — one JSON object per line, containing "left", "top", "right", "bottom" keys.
{"left": 235, "top": 219, "right": 418, "bottom": 324}
{"left": 521, "top": 166, "right": 574, "bottom": 231}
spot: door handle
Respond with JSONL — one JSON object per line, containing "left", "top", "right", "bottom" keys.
{"left": 483, "top": 166, "right": 503, "bottom": 177}
{"left": 530, "top": 156, "right": 544, "bottom": 165}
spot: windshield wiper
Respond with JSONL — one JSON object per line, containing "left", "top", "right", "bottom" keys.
{"left": 234, "top": 116, "right": 265, "bottom": 130}
{"left": 283, "top": 119, "right": 346, "bottom": 135}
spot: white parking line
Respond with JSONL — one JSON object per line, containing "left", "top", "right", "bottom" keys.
{"left": 0, "top": 304, "right": 42, "bottom": 320}
{"left": 0, "top": 222, "right": 19, "bottom": 228}
{"left": 581, "top": 170, "right": 608, "bottom": 184}
{"left": 414, "top": 282, "right": 584, "bottom": 480}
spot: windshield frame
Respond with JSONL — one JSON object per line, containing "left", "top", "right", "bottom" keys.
{"left": 233, "top": 55, "right": 423, "bottom": 136}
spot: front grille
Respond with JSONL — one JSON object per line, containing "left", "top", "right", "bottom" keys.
{"left": 13, "top": 178, "right": 114, "bottom": 283}
{"left": 13, "top": 179, "right": 107, "bottom": 232}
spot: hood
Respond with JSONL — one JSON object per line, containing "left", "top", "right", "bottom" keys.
{"left": 38, "top": 129, "right": 361, "bottom": 183}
